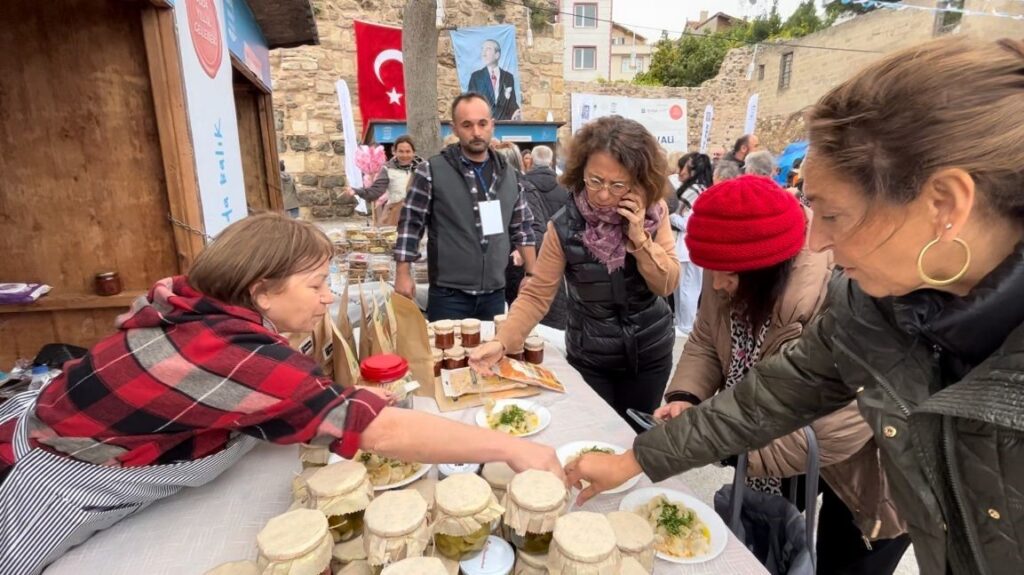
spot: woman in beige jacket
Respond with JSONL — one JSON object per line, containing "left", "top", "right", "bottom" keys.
{"left": 654, "top": 175, "right": 907, "bottom": 574}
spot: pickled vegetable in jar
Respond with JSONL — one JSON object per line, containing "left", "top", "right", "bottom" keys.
{"left": 502, "top": 470, "right": 567, "bottom": 555}
{"left": 513, "top": 549, "right": 547, "bottom": 575}
{"left": 363, "top": 490, "right": 431, "bottom": 571}
{"left": 548, "top": 512, "right": 621, "bottom": 575}
{"left": 307, "top": 461, "right": 374, "bottom": 543}
{"left": 257, "top": 508, "right": 335, "bottom": 575}
{"left": 300, "top": 443, "right": 331, "bottom": 470}
{"left": 606, "top": 511, "right": 656, "bottom": 571}
{"left": 432, "top": 473, "right": 504, "bottom": 561}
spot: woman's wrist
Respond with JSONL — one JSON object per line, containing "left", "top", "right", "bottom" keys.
{"left": 620, "top": 450, "right": 644, "bottom": 477}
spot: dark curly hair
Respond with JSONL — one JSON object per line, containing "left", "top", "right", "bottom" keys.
{"left": 561, "top": 116, "right": 669, "bottom": 207}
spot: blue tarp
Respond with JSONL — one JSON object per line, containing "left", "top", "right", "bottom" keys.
{"left": 774, "top": 141, "right": 809, "bottom": 187}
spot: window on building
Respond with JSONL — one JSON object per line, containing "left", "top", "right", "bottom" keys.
{"left": 779, "top": 52, "right": 793, "bottom": 90}
{"left": 574, "top": 3, "right": 597, "bottom": 28}
{"left": 758, "top": 64, "right": 765, "bottom": 81}
{"left": 935, "top": 0, "right": 964, "bottom": 34}
{"left": 574, "top": 47, "right": 597, "bottom": 70}
{"left": 620, "top": 57, "right": 631, "bottom": 73}
{"left": 636, "top": 57, "right": 646, "bottom": 73}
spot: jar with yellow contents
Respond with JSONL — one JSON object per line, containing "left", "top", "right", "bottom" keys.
{"left": 257, "top": 508, "right": 335, "bottom": 575}
{"left": 307, "top": 461, "right": 374, "bottom": 543}
{"left": 363, "top": 490, "right": 431, "bottom": 574}
{"left": 547, "top": 512, "right": 621, "bottom": 575}
{"left": 431, "top": 473, "right": 504, "bottom": 560}
{"left": 502, "top": 470, "right": 567, "bottom": 555}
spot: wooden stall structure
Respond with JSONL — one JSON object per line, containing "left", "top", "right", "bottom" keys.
{"left": 0, "top": 0, "right": 318, "bottom": 367}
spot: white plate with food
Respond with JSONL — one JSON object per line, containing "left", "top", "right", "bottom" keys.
{"left": 556, "top": 440, "right": 642, "bottom": 495}
{"left": 474, "top": 399, "right": 551, "bottom": 437}
{"left": 618, "top": 487, "right": 728, "bottom": 564}
{"left": 329, "top": 452, "right": 432, "bottom": 491}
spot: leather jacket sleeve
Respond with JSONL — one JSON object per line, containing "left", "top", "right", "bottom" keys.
{"left": 634, "top": 310, "right": 859, "bottom": 482}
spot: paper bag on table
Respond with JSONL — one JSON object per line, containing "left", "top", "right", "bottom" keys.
{"left": 330, "top": 321, "right": 361, "bottom": 388}
{"left": 284, "top": 331, "right": 315, "bottom": 357}
{"left": 371, "top": 291, "right": 395, "bottom": 355}
{"left": 390, "top": 292, "right": 435, "bottom": 398}
{"left": 336, "top": 282, "right": 359, "bottom": 362}
{"left": 494, "top": 358, "right": 565, "bottom": 393}
{"left": 358, "top": 283, "right": 394, "bottom": 358}
{"left": 312, "top": 314, "right": 336, "bottom": 381}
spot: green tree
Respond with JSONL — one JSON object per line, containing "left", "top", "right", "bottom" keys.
{"left": 780, "top": 0, "right": 825, "bottom": 38}
{"left": 823, "top": 0, "right": 881, "bottom": 24}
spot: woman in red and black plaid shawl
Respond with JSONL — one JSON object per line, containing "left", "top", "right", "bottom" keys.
{"left": 0, "top": 213, "right": 561, "bottom": 476}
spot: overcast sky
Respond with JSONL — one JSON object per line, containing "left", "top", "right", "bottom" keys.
{"left": 612, "top": 0, "right": 810, "bottom": 40}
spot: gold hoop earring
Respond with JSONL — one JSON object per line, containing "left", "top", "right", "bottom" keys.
{"left": 917, "top": 237, "right": 971, "bottom": 287}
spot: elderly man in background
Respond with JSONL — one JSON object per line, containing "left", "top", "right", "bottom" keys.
{"left": 744, "top": 150, "right": 777, "bottom": 178}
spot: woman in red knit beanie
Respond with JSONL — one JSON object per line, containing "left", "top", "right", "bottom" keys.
{"left": 656, "top": 175, "right": 910, "bottom": 574}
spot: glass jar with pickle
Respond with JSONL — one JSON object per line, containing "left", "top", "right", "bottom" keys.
{"left": 548, "top": 512, "right": 621, "bottom": 575}
{"left": 307, "top": 461, "right": 374, "bottom": 543}
{"left": 606, "top": 511, "right": 656, "bottom": 571}
{"left": 257, "top": 508, "right": 335, "bottom": 575}
{"left": 431, "top": 473, "right": 504, "bottom": 561}
{"left": 502, "top": 470, "right": 567, "bottom": 555}
{"left": 363, "top": 490, "right": 431, "bottom": 573}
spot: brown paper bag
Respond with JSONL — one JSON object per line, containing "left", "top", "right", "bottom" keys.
{"left": 285, "top": 331, "right": 315, "bottom": 357}
{"left": 336, "top": 283, "right": 359, "bottom": 362}
{"left": 358, "top": 284, "right": 372, "bottom": 359}
{"left": 371, "top": 296, "right": 395, "bottom": 355}
{"left": 330, "top": 321, "right": 361, "bottom": 388}
{"left": 390, "top": 292, "right": 435, "bottom": 398}
{"left": 312, "top": 314, "right": 335, "bottom": 381}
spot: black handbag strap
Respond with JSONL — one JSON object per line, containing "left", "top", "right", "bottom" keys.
{"left": 729, "top": 426, "right": 821, "bottom": 571}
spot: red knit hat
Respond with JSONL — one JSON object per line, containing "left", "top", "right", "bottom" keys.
{"left": 685, "top": 175, "right": 806, "bottom": 272}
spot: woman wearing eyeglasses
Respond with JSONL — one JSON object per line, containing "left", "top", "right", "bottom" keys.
{"left": 470, "top": 116, "right": 679, "bottom": 430}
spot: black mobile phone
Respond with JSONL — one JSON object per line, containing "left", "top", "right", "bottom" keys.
{"left": 626, "top": 408, "right": 659, "bottom": 431}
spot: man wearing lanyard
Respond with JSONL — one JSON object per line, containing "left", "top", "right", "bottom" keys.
{"left": 394, "top": 92, "right": 537, "bottom": 321}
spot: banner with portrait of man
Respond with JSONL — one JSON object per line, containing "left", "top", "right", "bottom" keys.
{"left": 450, "top": 25, "right": 523, "bottom": 121}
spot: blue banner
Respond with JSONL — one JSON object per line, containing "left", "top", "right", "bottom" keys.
{"left": 223, "top": 0, "right": 272, "bottom": 90}
{"left": 450, "top": 25, "right": 522, "bottom": 121}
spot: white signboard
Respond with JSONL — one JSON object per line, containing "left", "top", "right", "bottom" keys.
{"left": 744, "top": 93, "right": 760, "bottom": 136}
{"left": 335, "top": 80, "right": 367, "bottom": 214}
{"left": 699, "top": 104, "right": 714, "bottom": 154}
{"left": 571, "top": 93, "right": 689, "bottom": 152}
{"left": 172, "top": 0, "right": 248, "bottom": 238}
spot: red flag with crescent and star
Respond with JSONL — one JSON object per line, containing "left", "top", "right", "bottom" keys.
{"left": 354, "top": 21, "right": 406, "bottom": 123}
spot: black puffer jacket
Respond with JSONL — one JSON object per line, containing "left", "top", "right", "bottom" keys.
{"left": 552, "top": 201, "right": 674, "bottom": 373}
{"left": 636, "top": 245, "right": 1024, "bottom": 575}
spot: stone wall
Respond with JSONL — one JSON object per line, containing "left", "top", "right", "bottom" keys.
{"left": 270, "top": 0, "right": 565, "bottom": 218}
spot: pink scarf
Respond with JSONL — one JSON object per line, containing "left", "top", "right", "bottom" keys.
{"left": 573, "top": 192, "right": 663, "bottom": 273}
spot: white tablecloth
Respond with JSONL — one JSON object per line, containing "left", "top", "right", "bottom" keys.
{"left": 46, "top": 331, "right": 766, "bottom": 575}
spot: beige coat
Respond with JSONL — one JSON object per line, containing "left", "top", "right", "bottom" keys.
{"left": 665, "top": 245, "right": 905, "bottom": 539}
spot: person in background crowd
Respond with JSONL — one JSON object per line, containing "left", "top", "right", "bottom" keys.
{"left": 711, "top": 145, "right": 728, "bottom": 166}
{"left": 280, "top": 160, "right": 300, "bottom": 219}
{"left": 744, "top": 149, "right": 777, "bottom": 178}
{"left": 713, "top": 160, "right": 742, "bottom": 184}
{"left": 658, "top": 175, "right": 910, "bottom": 574}
{"left": 521, "top": 149, "right": 533, "bottom": 172}
{"left": 394, "top": 93, "right": 537, "bottom": 321}
{"left": 723, "top": 134, "right": 759, "bottom": 170}
{"left": 347, "top": 135, "right": 423, "bottom": 227}
{"left": 671, "top": 152, "right": 712, "bottom": 335}
{"left": 493, "top": 142, "right": 544, "bottom": 322}
{"left": 470, "top": 116, "right": 679, "bottom": 431}
{"left": 517, "top": 144, "right": 571, "bottom": 329}
{"left": 567, "top": 36, "right": 1024, "bottom": 575}
{"left": 667, "top": 151, "right": 685, "bottom": 191}
{"left": 0, "top": 213, "right": 562, "bottom": 575}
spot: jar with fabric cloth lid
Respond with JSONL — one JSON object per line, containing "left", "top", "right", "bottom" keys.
{"left": 606, "top": 511, "right": 655, "bottom": 571}
{"left": 546, "top": 512, "right": 621, "bottom": 575}
{"left": 431, "top": 473, "right": 504, "bottom": 560}
{"left": 502, "top": 470, "right": 567, "bottom": 554}
{"left": 362, "top": 490, "right": 431, "bottom": 573}
{"left": 307, "top": 461, "right": 374, "bottom": 543}
{"left": 257, "top": 508, "right": 335, "bottom": 575}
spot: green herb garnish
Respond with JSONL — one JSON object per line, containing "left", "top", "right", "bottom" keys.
{"left": 359, "top": 452, "right": 373, "bottom": 463}
{"left": 498, "top": 405, "right": 528, "bottom": 427}
{"left": 581, "top": 446, "right": 614, "bottom": 455}
{"left": 657, "top": 502, "right": 695, "bottom": 536}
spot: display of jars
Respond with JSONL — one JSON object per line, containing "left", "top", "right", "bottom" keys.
{"left": 257, "top": 509, "right": 335, "bottom": 575}
{"left": 360, "top": 354, "right": 415, "bottom": 409}
{"left": 307, "top": 461, "right": 374, "bottom": 543}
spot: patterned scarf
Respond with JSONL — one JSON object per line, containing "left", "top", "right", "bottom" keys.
{"left": 573, "top": 191, "right": 664, "bottom": 273}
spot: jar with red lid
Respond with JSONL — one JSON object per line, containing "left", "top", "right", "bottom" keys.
{"left": 360, "top": 354, "right": 415, "bottom": 409}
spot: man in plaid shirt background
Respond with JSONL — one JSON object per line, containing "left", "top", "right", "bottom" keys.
{"left": 394, "top": 93, "right": 536, "bottom": 321}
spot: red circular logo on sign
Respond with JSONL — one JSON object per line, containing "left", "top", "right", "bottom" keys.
{"left": 669, "top": 105, "right": 684, "bottom": 120}
{"left": 186, "top": 0, "right": 223, "bottom": 79}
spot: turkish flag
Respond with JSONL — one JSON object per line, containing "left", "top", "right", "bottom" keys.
{"left": 354, "top": 21, "right": 406, "bottom": 123}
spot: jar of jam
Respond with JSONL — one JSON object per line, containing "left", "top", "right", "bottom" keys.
{"left": 523, "top": 337, "right": 545, "bottom": 365}
{"left": 307, "top": 461, "right": 374, "bottom": 543}
{"left": 360, "top": 354, "right": 415, "bottom": 409}
{"left": 460, "top": 319, "right": 481, "bottom": 348}
{"left": 434, "top": 320, "right": 456, "bottom": 350}
{"left": 431, "top": 348, "right": 443, "bottom": 378}
{"left": 505, "top": 346, "right": 525, "bottom": 362}
{"left": 493, "top": 314, "right": 508, "bottom": 336}
{"left": 257, "top": 509, "right": 335, "bottom": 575}
{"left": 443, "top": 346, "right": 467, "bottom": 370}
{"left": 94, "top": 272, "right": 122, "bottom": 297}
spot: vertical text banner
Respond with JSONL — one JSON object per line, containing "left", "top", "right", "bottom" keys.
{"left": 451, "top": 25, "right": 523, "bottom": 121}
{"left": 744, "top": 93, "right": 759, "bottom": 136}
{"left": 699, "top": 104, "right": 714, "bottom": 154}
{"left": 173, "top": 0, "right": 248, "bottom": 238}
{"left": 571, "top": 93, "right": 688, "bottom": 152}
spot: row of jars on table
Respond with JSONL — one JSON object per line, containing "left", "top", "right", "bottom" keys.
{"left": 206, "top": 460, "right": 657, "bottom": 575}
{"left": 429, "top": 317, "right": 546, "bottom": 376}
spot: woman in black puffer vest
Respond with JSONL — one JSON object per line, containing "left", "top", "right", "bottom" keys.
{"left": 470, "top": 117, "right": 679, "bottom": 431}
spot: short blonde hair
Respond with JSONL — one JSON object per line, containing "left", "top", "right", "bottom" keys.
{"left": 188, "top": 212, "right": 333, "bottom": 309}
